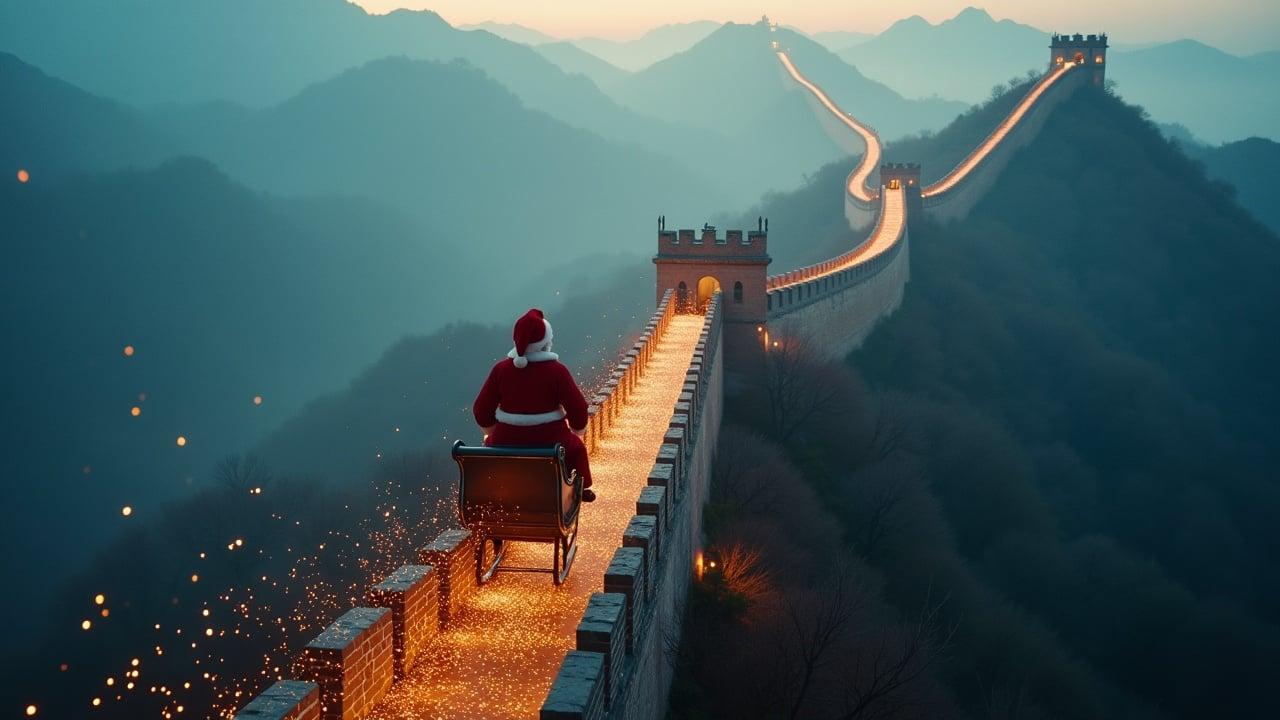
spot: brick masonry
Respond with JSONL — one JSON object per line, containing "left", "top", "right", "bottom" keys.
{"left": 233, "top": 680, "right": 320, "bottom": 720}
{"left": 541, "top": 651, "right": 606, "bottom": 720}
{"left": 604, "top": 547, "right": 646, "bottom": 655}
{"left": 576, "top": 593, "right": 627, "bottom": 709}
{"left": 366, "top": 564, "right": 438, "bottom": 680}
{"left": 418, "top": 528, "right": 477, "bottom": 628}
{"left": 294, "top": 607, "right": 394, "bottom": 720}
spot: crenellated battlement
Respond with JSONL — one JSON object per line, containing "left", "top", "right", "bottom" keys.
{"left": 658, "top": 226, "right": 768, "bottom": 257}
{"left": 1051, "top": 32, "right": 1108, "bottom": 83}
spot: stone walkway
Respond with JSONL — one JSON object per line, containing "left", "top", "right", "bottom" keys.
{"left": 369, "top": 314, "right": 704, "bottom": 719}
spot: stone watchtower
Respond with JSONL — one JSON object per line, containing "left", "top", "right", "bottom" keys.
{"left": 653, "top": 220, "right": 770, "bottom": 361}
{"left": 878, "top": 163, "right": 924, "bottom": 219}
{"left": 1051, "top": 33, "right": 1108, "bottom": 85}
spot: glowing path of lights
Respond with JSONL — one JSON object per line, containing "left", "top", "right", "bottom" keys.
{"left": 776, "top": 50, "right": 881, "bottom": 203}
{"left": 767, "top": 51, "right": 1077, "bottom": 293}
{"left": 923, "top": 61, "right": 1076, "bottom": 197}
{"left": 369, "top": 314, "right": 705, "bottom": 719}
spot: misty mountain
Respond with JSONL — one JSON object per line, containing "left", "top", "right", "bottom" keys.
{"left": 0, "top": 0, "right": 740, "bottom": 187}
{"left": 607, "top": 22, "right": 965, "bottom": 194}
{"left": 0, "top": 52, "right": 176, "bottom": 179}
{"left": 571, "top": 21, "right": 720, "bottom": 71}
{"left": 173, "top": 56, "right": 725, "bottom": 277}
{"left": 1109, "top": 40, "right": 1280, "bottom": 143}
{"left": 459, "top": 21, "right": 559, "bottom": 46}
{"left": 836, "top": 7, "right": 1048, "bottom": 103}
{"left": 823, "top": 7, "right": 1279, "bottom": 143}
{"left": 687, "top": 81, "right": 1280, "bottom": 719}
{"left": 534, "top": 41, "right": 630, "bottom": 88}
{"left": 804, "top": 29, "right": 874, "bottom": 52}
{"left": 0, "top": 157, "right": 473, "bottom": 630}
{"left": 1179, "top": 136, "right": 1280, "bottom": 233}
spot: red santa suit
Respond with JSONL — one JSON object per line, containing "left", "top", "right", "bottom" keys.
{"left": 473, "top": 309, "right": 593, "bottom": 488}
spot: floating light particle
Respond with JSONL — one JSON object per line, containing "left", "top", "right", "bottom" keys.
{"left": 94, "top": 593, "right": 105, "bottom": 605}
{"left": 176, "top": 436, "right": 187, "bottom": 447}
{"left": 91, "top": 698, "right": 101, "bottom": 707}
{"left": 131, "top": 659, "right": 139, "bottom": 667}
{"left": 100, "top": 609, "right": 109, "bottom": 618}
{"left": 81, "top": 619, "right": 91, "bottom": 630}
{"left": 204, "top": 628, "right": 213, "bottom": 637}
{"left": 190, "top": 574, "right": 199, "bottom": 583}
{"left": 25, "top": 704, "right": 36, "bottom": 716}
{"left": 123, "top": 345, "right": 134, "bottom": 357}
{"left": 234, "top": 538, "right": 243, "bottom": 547}
{"left": 106, "top": 678, "right": 115, "bottom": 686}
{"left": 252, "top": 395, "right": 262, "bottom": 406}
{"left": 130, "top": 406, "right": 141, "bottom": 417}
{"left": 121, "top": 506, "right": 132, "bottom": 517}
{"left": 17, "top": 169, "right": 30, "bottom": 183}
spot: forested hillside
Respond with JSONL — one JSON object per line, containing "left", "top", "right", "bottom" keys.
{"left": 673, "top": 83, "right": 1280, "bottom": 719}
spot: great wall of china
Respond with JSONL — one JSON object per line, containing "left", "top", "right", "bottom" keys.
{"left": 230, "top": 30, "right": 1109, "bottom": 720}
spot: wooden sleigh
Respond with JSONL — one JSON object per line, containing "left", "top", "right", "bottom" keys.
{"left": 451, "top": 440, "right": 581, "bottom": 586}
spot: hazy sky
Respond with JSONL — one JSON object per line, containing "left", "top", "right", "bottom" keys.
{"left": 354, "top": 1, "right": 1279, "bottom": 54}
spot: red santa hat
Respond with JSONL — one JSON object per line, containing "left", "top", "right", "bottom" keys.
{"left": 511, "top": 308, "right": 554, "bottom": 368}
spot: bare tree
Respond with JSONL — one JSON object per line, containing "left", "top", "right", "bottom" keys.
{"left": 761, "top": 327, "right": 848, "bottom": 443}
{"left": 834, "top": 589, "right": 958, "bottom": 720}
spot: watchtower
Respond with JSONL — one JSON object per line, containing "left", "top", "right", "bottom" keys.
{"left": 879, "top": 163, "right": 924, "bottom": 218}
{"left": 1051, "top": 33, "right": 1107, "bottom": 85}
{"left": 654, "top": 220, "right": 771, "bottom": 361}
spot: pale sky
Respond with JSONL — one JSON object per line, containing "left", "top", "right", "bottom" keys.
{"left": 353, "top": 0, "right": 1279, "bottom": 55}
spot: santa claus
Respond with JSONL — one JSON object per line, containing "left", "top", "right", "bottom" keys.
{"left": 473, "top": 309, "right": 596, "bottom": 502}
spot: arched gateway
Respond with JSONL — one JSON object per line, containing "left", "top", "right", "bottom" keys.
{"left": 654, "top": 224, "right": 771, "bottom": 363}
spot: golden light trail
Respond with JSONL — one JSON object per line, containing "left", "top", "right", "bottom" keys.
{"left": 923, "top": 61, "right": 1076, "bottom": 197}
{"left": 768, "top": 185, "right": 906, "bottom": 293}
{"left": 370, "top": 315, "right": 704, "bottom": 719}
{"left": 776, "top": 50, "right": 881, "bottom": 203}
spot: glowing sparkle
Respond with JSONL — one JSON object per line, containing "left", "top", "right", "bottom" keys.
{"left": 176, "top": 436, "right": 187, "bottom": 447}
{"left": 81, "top": 619, "right": 92, "bottom": 631}
{"left": 25, "top": 705, "right": 36, "bottom": 717}
{"left": 94, "top": 594, "right": 105, "bottom": 605}
{"left": 17, "top": 169, "right": 30, "bottom": 183}
{"left": 123, "top": 345, "right": 135, "bottom": 357}
{"left": 130, "top": 406, "right": 141, "bottom": 417}
{"left": 121, "top": 506, "right": 133, "bottom": 517}
{"left": 252, "top": 395, "right": 263, "bottom": 406}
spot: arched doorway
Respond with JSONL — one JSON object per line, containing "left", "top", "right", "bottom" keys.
{"left": 697, "top": 275, "right": 721, "bottom": 311}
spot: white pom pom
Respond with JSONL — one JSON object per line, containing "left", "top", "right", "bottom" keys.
{"left": 513, "top": 356, "right": 528, "bottom": 369}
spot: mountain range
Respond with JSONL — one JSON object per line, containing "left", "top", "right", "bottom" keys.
{"left": 828, "top": 7, "right": 1278, "bottom": 142}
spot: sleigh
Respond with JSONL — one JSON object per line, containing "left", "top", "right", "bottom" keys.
{"left": 451, "top": 440, "right": 581, "bottom": 586}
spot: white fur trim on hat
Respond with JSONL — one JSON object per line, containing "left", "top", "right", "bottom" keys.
{"left": 510, "top": 319, "right": 556, "bottom": 368}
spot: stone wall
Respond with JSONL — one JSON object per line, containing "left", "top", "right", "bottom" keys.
{"left": 924, "top": 69, "right": 1087, "bottom": 222}
{"left": 233, "top": 291, "right": 686, "bottom": 720}
{"left": 542, "top": 296, "right": 725, "bottom": 720}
